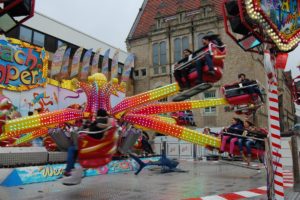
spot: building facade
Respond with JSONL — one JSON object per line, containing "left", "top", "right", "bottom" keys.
{"left": 6, "top": 12, "right": 131, "bottom": 82}
{"left": 126, "top": 0, "right": 295, "bottom": 131}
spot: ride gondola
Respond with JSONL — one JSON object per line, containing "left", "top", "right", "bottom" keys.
{"left": 172, "top": 43, "right": 226, "bottom": 101}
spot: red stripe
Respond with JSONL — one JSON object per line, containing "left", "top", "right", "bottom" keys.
{"left": 269, "top": 97, "right": 279, "bottom": 103}
{"left": 270, "top": 106, "right": 279, "bottom": 112}
{"left": 272, "top": 142, "right": 281, "bottom": 149}
{"left": 220, "top": 193, "right": 245, "bottom": 199}
{"left": 274, "top": 180, "right": 284, "bottom": 187}
{"left": 271, "top": 133, "right": 281, "bottom": 140}
{"left": 271, "top": 124, "right": 280, "bottom": 131}
{"left": 273, "top": 161, "right": 283, "bottom": 168}
{"left": 274, "top": 189, "right": 284, "bottom": 197}
{"left": 275, "top": 171, "right": 283, "bottom": 177}
{"left": 270, "top": 115, "right": 280, "bottom": 121}
{"left": 273, "top": 151, "right": 282, "bottom": 158}
{"left": 270, "top": 90, "right": 278, "bottom": 95}
{"left": 248, "top": 188, "right": 267, "bottom": 195}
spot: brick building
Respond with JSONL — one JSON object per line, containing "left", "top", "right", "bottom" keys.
{"left": 126, "top": 0, "right": 295, "bottom": 131}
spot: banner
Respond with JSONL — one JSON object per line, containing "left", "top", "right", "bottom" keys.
{"left": 0, "top": 36, "right": 48, "bottom": 91}
{"left": 79, "top": 48, "right": 93, "bottom": 80}
{"left": 111, "top": 49, "right": 119, "bottom": 79}
{"left": 122, "top": 53, "right": 134, "bottom": 82}
{"left": 60, "top": 48, "right": 71, "bottom": 79}
{"left": 0, "top": 157, "right": 159, "bottom": 186}
{"left": 70, "top": 47, "right": 83, "bottom": 78}
{"left": 50, "top": 46, "right": 67, "bottom": 77}
{"left": 90, "top": 48, "right": 101, "bottom": 75}
{"left": 101, "top": 49, "right": 110, "bottom": 78}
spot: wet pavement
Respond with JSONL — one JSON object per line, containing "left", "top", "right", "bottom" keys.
{"left": 0, "top": 160, "right": 267, "bottom": 200}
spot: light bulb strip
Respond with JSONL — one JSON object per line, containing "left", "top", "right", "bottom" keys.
{"left": 124, "top": 114, "right": 221, "bottom": 148}
{"left": 111, "top": 83, "right": 180, "bottom": 116}
{"left": 0, "top": 108, "right": 83, "bottom": 140}
{"left": 13, "top": 128, "right": 48, "bottom": 145}
{"left": 129, "top": 98, "right": 228, "bottom": 115}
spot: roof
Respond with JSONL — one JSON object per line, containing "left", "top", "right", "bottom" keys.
{"left": 128, "top": 0, "right": 223, "bottom": 40}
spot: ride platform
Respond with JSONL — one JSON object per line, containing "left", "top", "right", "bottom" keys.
{"left": 172, "top": 83, "right": 212, "bottom": 102}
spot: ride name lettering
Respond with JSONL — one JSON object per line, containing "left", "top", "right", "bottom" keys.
{"left": 0, "top": 44, "right": 42, "bottom": 85}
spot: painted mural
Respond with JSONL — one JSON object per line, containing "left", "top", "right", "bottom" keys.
{"left": 0, "top": 37, "right": 48, "bottom": 91}
{"left": 260, "top": 0, "right": 300, "bottom": 37}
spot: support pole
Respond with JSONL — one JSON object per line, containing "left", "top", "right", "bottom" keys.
{"left": 268, "top": 81, "right": 284, "bottom": 199}
{"left": 291, "top": 135, "right": 300, "bottom": 191}
{"left": 264, "top": 50, "right": 284, "bottom": 200}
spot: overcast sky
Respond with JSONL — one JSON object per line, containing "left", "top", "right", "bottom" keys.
{"left": 35, "top": 0, "right": 143, "bottom": 51}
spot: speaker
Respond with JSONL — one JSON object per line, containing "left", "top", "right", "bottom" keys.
{"left": 225, "top": 0, "right": 239, "bottom": 16}
{"left": 4, "top": 0, "right": 32, "bottom": 17}
{"left": 225, "top": 0, "right": 249, "bottom": 35}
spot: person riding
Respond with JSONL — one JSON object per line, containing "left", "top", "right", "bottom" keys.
{"left": 237, "top": 120, "right": 267, "bottom": 165}
{"left": 238, "top": 73, "right": 264, "bottom": 103}
{"left": 195, "top": 34, "right": 225, "bottom": 84}
{"left": 220, "top": 117, "right": 244, "bottom": 158}
{"left": 62, "top": 109, "right": 114, "bottom": 185}
{"left": 174, "top": 49, "right": 193, "bottom": 89}
{"left": 237, "top": 120, "right": 256, "bottom": 165}
{"left": 89, "top": 109, "right": 114, "bottom": 140}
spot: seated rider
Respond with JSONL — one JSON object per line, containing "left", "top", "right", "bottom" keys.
{"left": 238, "top": 73, "right": 264, "bottom": 103}
{"left": 195, "top": 34, "right": 225, "bottom": 84}
{"left": 174, "top": 49, "right": 193, "bottom": 89}
{"left": 220, "top": 117, "right": 244, "bottom": 159}
{"left": 89, "top": 109, "right": 113, "bottom": 139}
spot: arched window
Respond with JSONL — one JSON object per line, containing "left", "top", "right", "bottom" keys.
{"left": 197, "top": 33, "right": 205, "bottom": 49}
{"left": 153, "top": 43, "right": 159, "bottom": 66}
{"left": 160, "top": 41, "right": 167, "bottom": 65}
{"left": 182, "top": 37, "right": 189, "bottom": 52}
{"left": 174, "top": 38, "right": 182, "bottom": 62}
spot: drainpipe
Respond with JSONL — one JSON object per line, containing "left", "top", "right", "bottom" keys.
{"left": 191, "top": 20, "right": 195, "bottom": 52}
{"left": 168, "top": 25, "right": 172, "bottom": 83}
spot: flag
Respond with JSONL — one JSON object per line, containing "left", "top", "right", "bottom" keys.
{"left": 79, "top": 48, "right": 93, "bottom": 80}
{"left": 101, "top": 49, "right": 110, "bottom": 78}
{"left": 111, "top": 49, "right": 119, "bottom": 79}
{"left": 91, "top": 48, "right": 101, "bottom": 75}
{"left": 122, "top": 54, "right": 134, "bottom": 82}
{"left": 50, "top": 46, "right": 67, "bottom": 77}
{"left": 70, "top": 47, "right": 83, "bottom": 77}
{"left": 60, "top": 48, "right": 71, "bottom": 79}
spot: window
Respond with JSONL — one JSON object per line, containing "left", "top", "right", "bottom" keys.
{"left": 160, "top": 42, "right": 167, "bottom": 65}
{"left": 197, "top": 33, "right": 205, "bottom": 49}
{"left": 204, "top": 91, "right": 216, "bottom": 113}
{"left": 118, "top": 63, "right": 124, "bottom": 74}
{"left": 174, "top": 38, "right": 181, "bottom": 62}
{"left": 153, "top": 67, "right": 159, "bottom": 75}
{"left": 20, "top": 26, "right": 32, "bottom": 43}
{"left": 182, "top": 37, "right": 189, "bottom": 51}
{"left": 153, "top": 43, "right": 159, "bottom": 66}
{"left": 141, "top": 69, "right": 147, "bottom": 76}
{"left": 134, "top": 70, "right": 139, "bottom": 77}
{"left": 174, "top": 36, "right": 190, "bottom": 62}
{"left": 161, "top": 66, "right": 166, "bottom": 74}
{"left": 33, "top": 32, "right": 45, "bottom": 47}
{"left": 57, "top": 40, "right": 66, "bottom": 48}
{"left": 153, "top": 42, "right": 167, "bottom": 66}
{"left": 158, "top": 97, "right": 168, "bottom": 102}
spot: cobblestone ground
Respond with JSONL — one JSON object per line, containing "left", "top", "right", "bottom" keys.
{"left": 0, "top": 161, "right": 267, "bottom": 200}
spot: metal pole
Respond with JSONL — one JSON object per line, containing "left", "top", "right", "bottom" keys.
{"left": 291, "top": 135, "right": 300, "bottom": 191}
{"left": 264, "top": 51, "right": 284, "bottom": 199}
